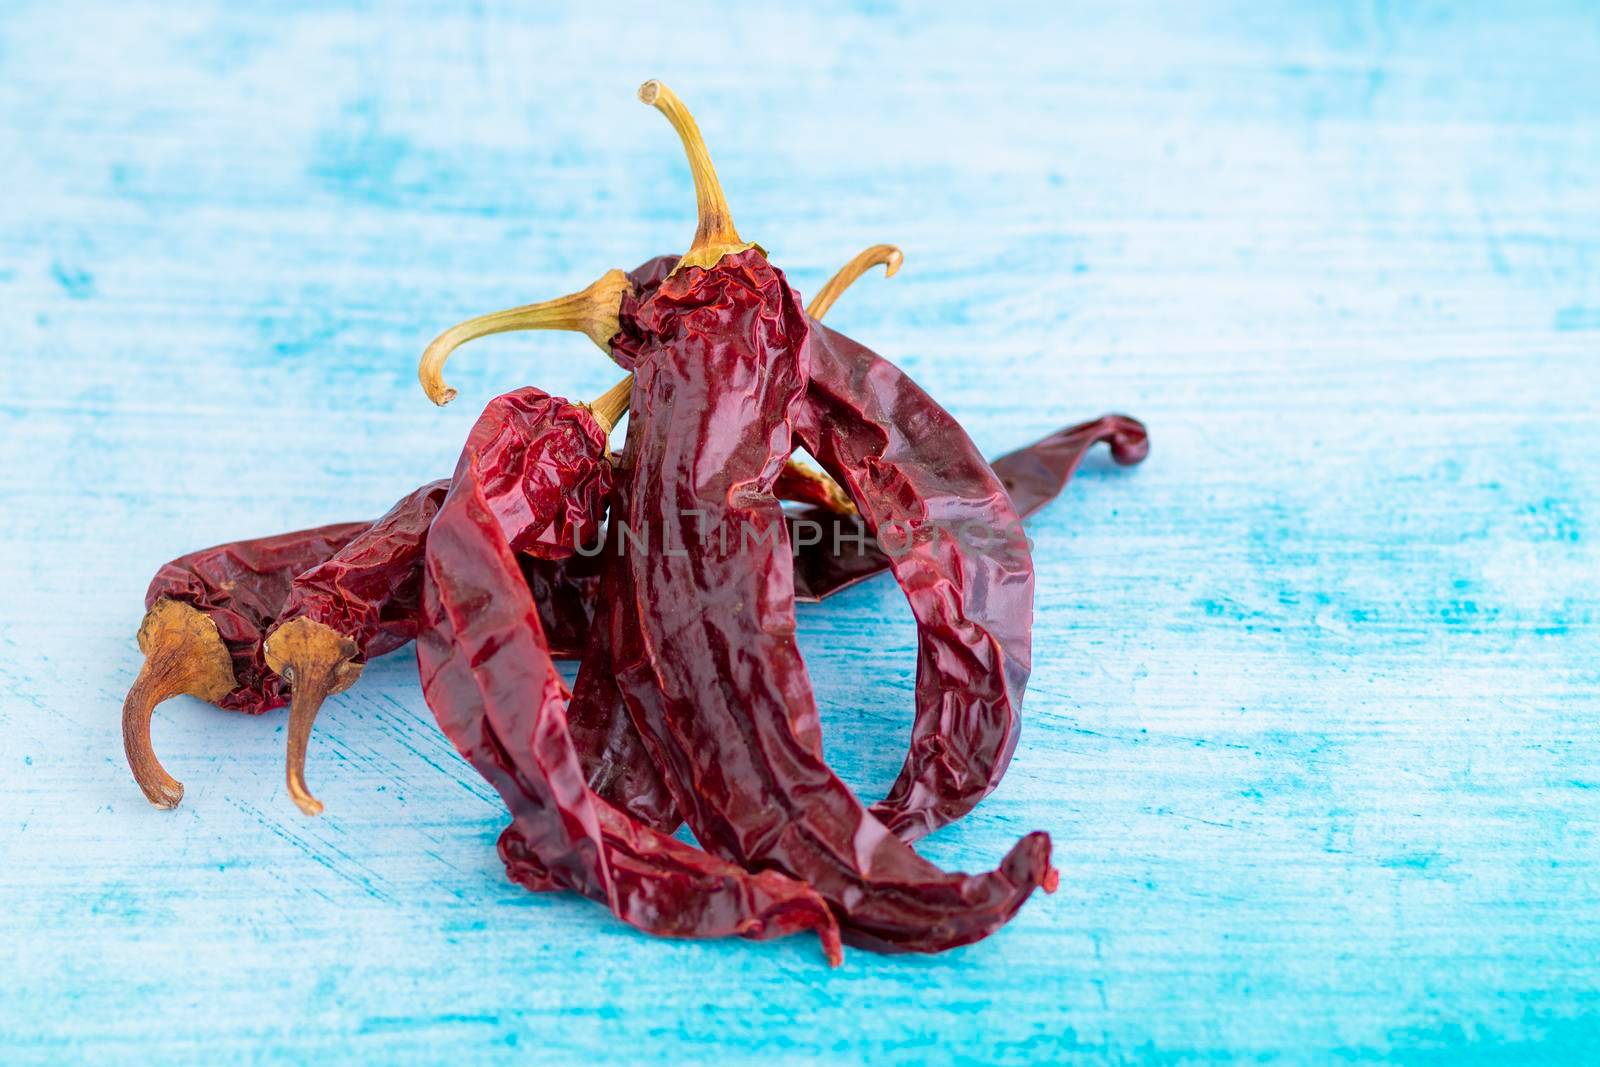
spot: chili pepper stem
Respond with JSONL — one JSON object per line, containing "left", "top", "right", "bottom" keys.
{"left": 419, "top": 269, "right": 632, "bottom": 407}
{"left": 638, "top": 81, "right": 762, "bottom": 273}
{"left": 806, "top": 244, "right": 903, "bottom": 321}
{"left": 766, "top": 243, "right": 907, "bottom": 516}
{"left": 784, "top": 460, "right": 857, "bottom": 515}
{"left": 576, "top": 239, "right": 908, "bottom": 502}
{"left": 264, "top": 618, "right": 361, "bottom": 817}
{"left": 122, "top": 599, "right": 237, "bottom": 809}
{"left": 583, "top": 374, "right": 634, "bottom": 436}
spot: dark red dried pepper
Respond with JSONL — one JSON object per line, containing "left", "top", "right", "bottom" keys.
{"left": 584, "top": 274, "right": 1087, "bottom": 841}
{"left": 123, "top": 523, "right": 371, "bottom": 807}
{"left": 576, "top": 414, "right": 1150, "bottom": 838}
{"left": 417, "top": 385, "right": 841, "bottom": 963}
{"left": 588, "top": 82, "right": 1053, "bottom": 952}
{"left": 261, "top": 480, "right": 451, "bottom": 815}
{"left": 579, "top": 239, "right": 1150, "bottom": 839}
{"left": 120, "top": 487, "right": 599, "bottom": 811}
{"left": 791, "top": 321, "right": 1038, "bottom": 841}
{"left": 588, "top": 237, "right": 1040, "bottom": 841}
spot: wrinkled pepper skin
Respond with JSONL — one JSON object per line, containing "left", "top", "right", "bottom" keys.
{"left": 519, "top": 553, "right": 604, "bottom": 658}
{"left": 565, "top": 514, "right": 681, "bottom": 832}
{"left": 586, "top": 255, "right": 1149, "bottom": 844}
{"left": 598, "top": 250, "right": 1054, "bottom": 953}
{"left": 271, "top": 480, "right": 451, "bottom": 662}
{"left": 790, "top": 412, "right": 1150, "bottom": 601}
{"left": 143, "top": 523, "right": 372, "bottom": 712}
{"left": 996, "top": 414, "right": 1149, "bottom": 516}
{"left": 417, "top": 387, "right": 842, "bottom": 963}
{"left": 794, "top": 321, "right": 1036, "bottom": 842}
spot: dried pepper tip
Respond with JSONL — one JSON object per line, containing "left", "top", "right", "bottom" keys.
{"left": 122, "top": 599, "right": 237, "bottom": 809}
{"left": 1042, "top": 866, "right": 1061, "bottom": 894}
{"left": 820, "top": 924, "right": 844, "bottom": 968}
{"left": 1106, "top": 416, "right": 1151, "bottom": 466}
{"left": 419, "top": 269, "right": 633, "bottom": 406}
{"left": 263, "top": 618, "right": 361, "bottom": 817}
{"left": 805, "top": 244, "right": 904, "bottom": 321}
{"left": 638, "top": 80, "right": 763, "bottom": 273}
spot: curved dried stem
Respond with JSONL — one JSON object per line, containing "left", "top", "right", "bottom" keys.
{"left": 122, "top": 599, "right": 236, "bottom": 809}
{"left": 638, "top": 80, "right": 761, "bottom": 273}
{"left": 264, "top": 618, "right": 361, "bottom": 817}
{"left": 769, "top": 244, "right": 907, "bottom": 514}
{"left": 584, "top": 375, "right": 634, "bottom": 436}
{"left": 419, "top": 269, "right": 632, "bottom": 406}
{"left": 806, "top": 244, "right": 904, "bottom": 320}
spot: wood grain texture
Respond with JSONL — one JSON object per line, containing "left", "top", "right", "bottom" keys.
{"left": 2, "top": 1, "right": 1597, "bottom": 1062}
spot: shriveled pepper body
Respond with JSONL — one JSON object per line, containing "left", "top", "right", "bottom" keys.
{"left": 123, "top": 523, "right": 373, "bottom": 807}
{"left": 418, "top": 387, "right": 841, "bottom": 962}
{"left": 263, "top": 480, "right": 453, "bottom": 814}
{"left": 599, "top": 250, "right": 1053, "bottom": 952}
{"left": 793, "top": 322, "right": 1036, "bottom": 841}
{"left": 142, "top": 523, "right": 373, "bottom": 713}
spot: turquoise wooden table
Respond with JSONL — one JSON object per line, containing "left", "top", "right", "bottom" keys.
{"left": 3, "top": 2, "right": 1597, "bottom": 1062}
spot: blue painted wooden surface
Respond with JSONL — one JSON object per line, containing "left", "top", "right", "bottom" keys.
{"left": 3, "top": 2, "right": 1597, "bottom": 1062}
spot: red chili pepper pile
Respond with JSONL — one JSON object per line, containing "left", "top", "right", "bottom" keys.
{"left": 120, "top": 81, "right": 1149, "bottom": 962}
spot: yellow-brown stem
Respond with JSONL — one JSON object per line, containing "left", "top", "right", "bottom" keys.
{"left": 584, "top": 374, "right": 634, "bottom": 436}
{"left": 771, "top": 244, "right": 907, "bottom": 514}
{"left": 515, "top": 241, "right": 895, "bottom": 508}
{"left": 264, "top": 618, "right": 361, "bottom": 817}
{"left": 806, "top": 244, "right": 904, "bottom": 320}
{"left": 575, "top": 240, "right": 903, "bottom": 505}
{"left": 122, "top": 600, "right": 237, "bottom": 809}
{"left": 418, "top": 269, "right": 632, "bottom": 406}
{"left": 781, "top": 460, "right": 858, "bottom": 515}
{"left": 638, "top": 80, "right": 761, "bottom": 273}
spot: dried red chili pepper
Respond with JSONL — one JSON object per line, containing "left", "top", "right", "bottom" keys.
{"left": 417, "top": 384, "right": 842, "bottom": 963}
{"left": 123, "top": 492, "right": 616, "bottom": 813}
{"left": 261, "top": 480, "right": 451, "bottom": 815}
{"left": 123, "top": 523, "right": 371, "bottom": 807}
{"left": 791, "top": 321, "right": 1039, "bottom": 841}
{"left": 585, "top": 246, "right": 1099, "bottom": 842}
{"left": 588, "top": 82, "right": 1053, "bottom": 952}
{"left": 570, "top": 409, "right": 1148, "bottom": 832}
{"left": 586, "top": 237, "right": 1043, "bottom": 841}
{"left": 557, "top": 247, "right": 908, "bottom": 831}
{"left": 568, "top": 222, "right": 1146, "bottom": 850}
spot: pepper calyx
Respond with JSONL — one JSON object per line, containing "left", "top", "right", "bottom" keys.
{"left": 264, "top": 617, "right": 361, "bottom": 817}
